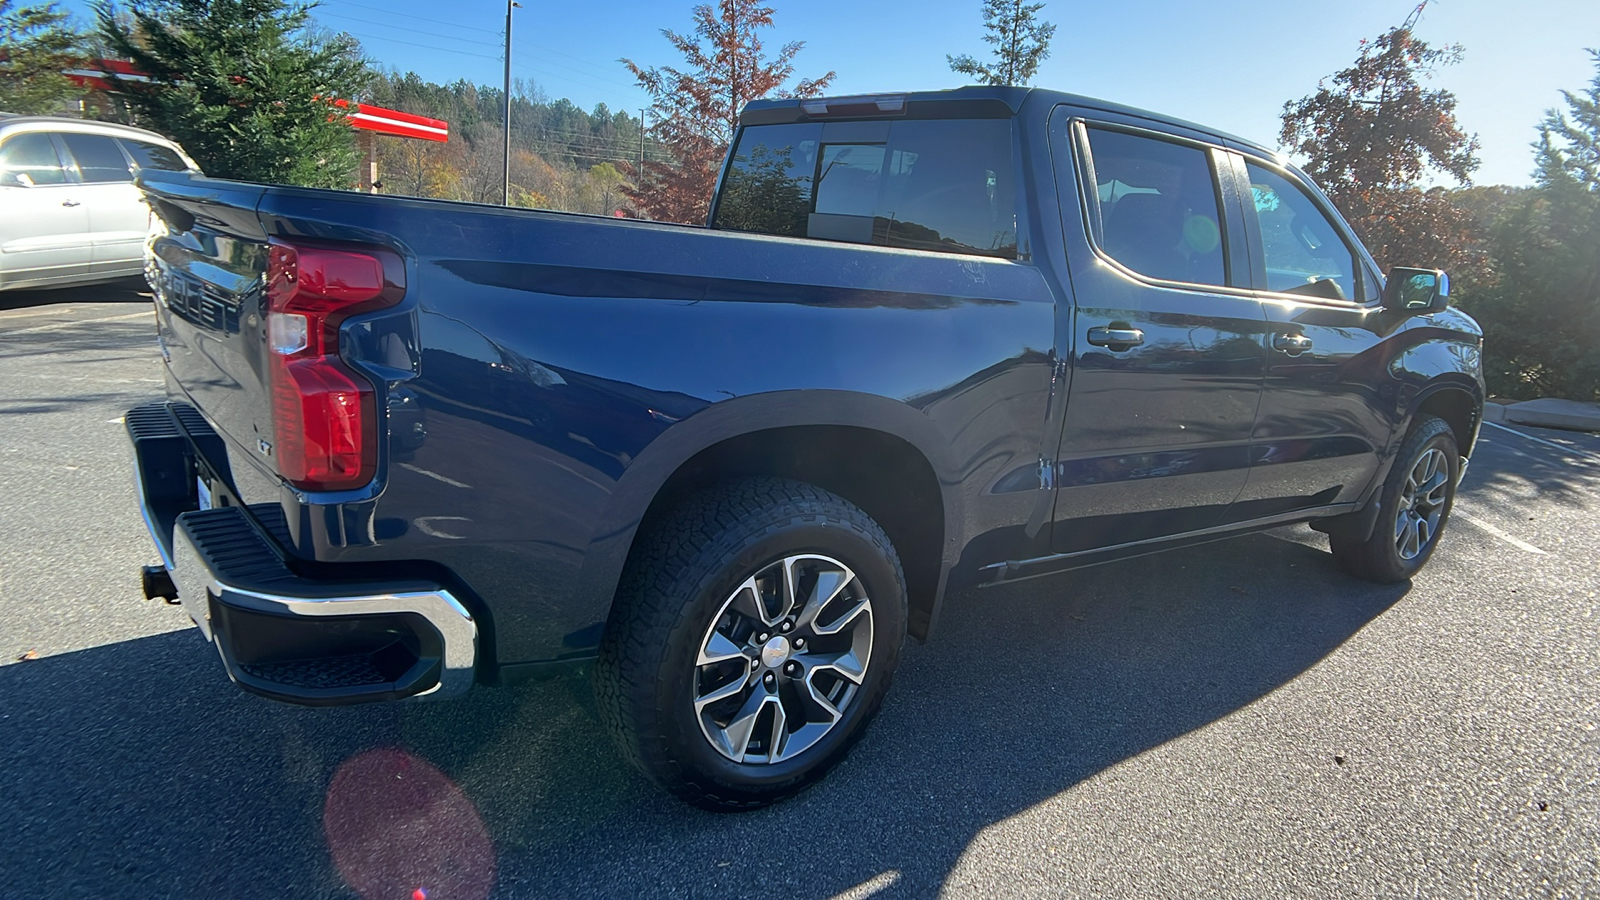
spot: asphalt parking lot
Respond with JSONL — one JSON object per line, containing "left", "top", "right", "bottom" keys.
{"left": 2, "top": 286, "right": 1597, "bottom": 899}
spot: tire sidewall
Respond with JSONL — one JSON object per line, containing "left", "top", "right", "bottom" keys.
{"left": 652, "top": 517, "right": 905, "bottom": 796}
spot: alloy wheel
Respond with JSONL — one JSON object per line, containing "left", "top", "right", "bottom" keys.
{"left": 692, "top": 554, "right": 874, "bottom": 764}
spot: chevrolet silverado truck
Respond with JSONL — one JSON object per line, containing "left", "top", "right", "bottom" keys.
{"left": 127, "top": 86, "right": 1484, "bottom": 809}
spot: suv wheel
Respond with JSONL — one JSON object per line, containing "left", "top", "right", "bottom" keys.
{"left": 595, "top": 477, "right": 906, "bottom": 810}
{"left": 1330, "top": 414, "right": 1459, "bottom": 583}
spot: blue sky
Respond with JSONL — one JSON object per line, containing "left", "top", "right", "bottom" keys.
{"left": 60, "top": 0, "right": 1599, "bottom": 185}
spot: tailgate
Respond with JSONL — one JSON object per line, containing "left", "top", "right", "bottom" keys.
{"left": 141, "top": 171, "right": 412, "bottom": 527}
{"left": 142, "top": 173, "right": 275, "bottom": 474}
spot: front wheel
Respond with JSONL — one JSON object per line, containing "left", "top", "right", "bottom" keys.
{"left": 1330, "top": 414, "right": 1459, "bottom": 583}
{"left": 595, "top": 478, "right": 906, "bottom": 810}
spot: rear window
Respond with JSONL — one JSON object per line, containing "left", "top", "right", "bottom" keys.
{"left": 713, "top": 118, "right": 1017, "bottom": 259}
{"left": 119, "top": 138, "right": 189, "bottom": 172}
{"left": 60, "top": 133, "right": 133, "bottom": 183}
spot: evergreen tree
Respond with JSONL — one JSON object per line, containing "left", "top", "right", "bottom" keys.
{"left": 1462, "top": 51, "right": 1600, "bottom": 401}
{"left": 95, "top": 0, "right": 370, "bottom": 188}
{"left": 622, "top": 0, "right": 834, "bottom": 224}
{"left": 0, "top": 1, "right": 86, "bottom": 114}
{"left": 947, "top": 0, "right": 1056, "bottom": 87}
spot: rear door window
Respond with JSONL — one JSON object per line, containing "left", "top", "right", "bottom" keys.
{"left": 119, "top": 139, "right": 189, "bottom": 172}
{"left": 714, "top": 118, "right": 1017, "bottom": 259}
{"left": 0, "top": 133, "right": 69, "bottom": 186}
{"left": 59, "top": 133, "right": 134, "bottom": 183}
{"left": 1082, "top": 127, "right": 1228, "bottom": 287}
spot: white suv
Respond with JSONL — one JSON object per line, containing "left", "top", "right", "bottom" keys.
{"left": 0, "top": 116, "right": 199, "bottom": 292}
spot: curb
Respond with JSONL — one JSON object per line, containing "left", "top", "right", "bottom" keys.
{"left": 1487, "top": 398, "right": 1600, "bottom": 433}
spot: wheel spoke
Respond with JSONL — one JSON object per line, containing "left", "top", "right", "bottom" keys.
{"left": 796, "top": 565, "right": 854, "bottom": 630}
{"left": 694, "top": 672, "right": 749, "bottom": 711}
{"left": 812, "top": 595, "right": 870, "bottom": 635}
{"left": 727, "top": 577, "right": 770, "bottom": 626}
{"left": 698, "top": 630, "right": 746, "bottom": 667}
{"left": 766, "top": 693, "right": 789, "bottom": 760}
{"left": 721, "top": 690, "right": 775, "bottom": 762}
{"left": 806, "top": 648, "right": 867, "bottom": 684}
{"left": 778, "top": 556, "right": 801, "bottom": 622}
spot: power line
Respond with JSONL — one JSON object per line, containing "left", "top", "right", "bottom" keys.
{"left": 339, "top": 30, "right": 503, "bottom": 62}
{"left": 320, "top": 0, "right": 504, "bottom": 36}
{"left": 316, "top": 13, "right": 504, "bottom": 51}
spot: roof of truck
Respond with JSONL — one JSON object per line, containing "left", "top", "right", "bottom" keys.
{"left": 741, "top": 85, "right": 1277, "bottom": 158}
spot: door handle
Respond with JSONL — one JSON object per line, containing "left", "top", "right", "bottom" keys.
{"left": 1273, "top": 333, "right": 1313, "bottom": 355}
{"left": 61, "top": 199, "right": 81, "bottom": 208}
{"left": 1087, "top": 326, "right": 1145, "bottom": 348}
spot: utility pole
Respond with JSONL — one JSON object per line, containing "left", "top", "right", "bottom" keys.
{"left": 502, "top": 0, "right": 520, "bottom": 206}
{"left": 637, "top": 108, "right": 645, "bottom": 179}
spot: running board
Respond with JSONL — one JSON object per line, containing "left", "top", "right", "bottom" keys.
{"left": 980, "top": 503, "right": 1359, "bottom": 587}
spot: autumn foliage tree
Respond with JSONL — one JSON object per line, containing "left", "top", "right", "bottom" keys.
{"left": 1279, "top": 24, "right": 1481, "bottom": 275}
{"left": 947, "top": 0, "right": 1056, "bottom": 87}
{"left": 622, "top": 0, "right": 833, "bottom": 224}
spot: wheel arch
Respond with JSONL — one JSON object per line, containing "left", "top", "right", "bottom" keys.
{"left": 573, "top": 391, "right": 962, "bottom": 645}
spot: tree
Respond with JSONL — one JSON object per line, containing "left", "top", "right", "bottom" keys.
{"left": 947, "top": 0, "right": 1055, "bottom": 87}
{"left": 95, "top": 0, "right": 370, "bottom": 189}
{"left": 0, "top": 1, "right": 86, "bottom": 114}
{"left": 1279, "top": 22, "right": 1480, "bottom": 273}
{"left": 1460, "top": 50, "right": 1600, "bottom": 401}
{"left": 622, "top": 0, "right": 833, "bottom": 224}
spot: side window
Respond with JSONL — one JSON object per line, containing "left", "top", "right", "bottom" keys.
{"left": 714, "top": 118, "right": 1017, "bottom": 259}
{"left": 59, "top": 133, "right": 134, "bottom": 183}
{"left": 0, "top": 133, "right": 69, "bottom": 186}
{"left": 120, "top": 139, "right": 188, "bottom": 172}
{"left": 1244, "top": 162, "right": 1358, "bottom": 301}
{"left": 1083, "top": 127, "right": 1227, "bottom": 287}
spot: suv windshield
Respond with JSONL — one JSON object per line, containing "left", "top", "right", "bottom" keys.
{"left": 713, "top": 118, "right": 1017, "bottom": 259}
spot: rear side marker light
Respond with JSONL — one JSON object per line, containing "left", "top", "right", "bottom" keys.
{"left": 265, "top": 242, "right": 401, "bottom": 492}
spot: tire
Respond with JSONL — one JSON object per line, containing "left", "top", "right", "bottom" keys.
{"left": 1330, "top": 415, "right": 1459, "bottom": 583}
{"left": 594, "top": 477, "right": 907, "bottom": 810}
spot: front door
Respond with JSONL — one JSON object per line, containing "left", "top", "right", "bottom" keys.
{"left": 1226, "top": 155, "right": 1396, "bottom": 519}
{"left": 1048, "top": 111, "right": 1269, "bottom": 554}
{"left": 0, "top": 132, "right": 89, "bottom": 286}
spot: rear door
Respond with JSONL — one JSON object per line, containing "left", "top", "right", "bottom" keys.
{"left": 0, "top": 132, "right": 90, "bottom": 284}
{"left": 56, "top": 132, "right": 146, "bottom": 276}
{"left": 1047, "top": 109, "right": 1269, "bottom": 553}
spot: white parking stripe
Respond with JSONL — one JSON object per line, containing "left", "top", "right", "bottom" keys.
{"left": 0, "top": 310, "right": 151, "bottom": 336}
{"left": 1456, "top": 512, "right": 1547, "bottom": 554}
{"left": 1483, "top": 420, "right": 1600, "bottom": 463}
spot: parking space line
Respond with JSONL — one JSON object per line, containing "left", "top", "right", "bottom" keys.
{"left": 1483, "top": 421, "right": 1600, "bottom": 463}
{"left": 1, "top": 311, "right": 152, "bottom": 336}
{"left": 1456, "top": 511, "right": 1547, "bottom": 554}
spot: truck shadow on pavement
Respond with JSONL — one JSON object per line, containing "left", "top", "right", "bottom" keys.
{"left": 0, "top": 278, "right": 150, "bottom": 312}
{"left": 0, "top": 533, "right": 1407, "bottom": 899}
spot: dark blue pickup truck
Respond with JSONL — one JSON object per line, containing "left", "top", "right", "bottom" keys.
{"left": 127, "top": 86, "right": 1483, "bottom": 808}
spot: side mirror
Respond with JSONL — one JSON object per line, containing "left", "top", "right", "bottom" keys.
{"left": 0, "top": 171, "right": 33, "bottom": 188}
{"left": 1383, "top": 267, "right": 1449, "bottom": 313}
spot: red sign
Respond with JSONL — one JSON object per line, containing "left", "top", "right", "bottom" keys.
{"left": 63, "top": 62, "right": 450, "bottom": 143}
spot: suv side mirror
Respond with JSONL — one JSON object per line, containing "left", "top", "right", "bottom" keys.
{"left": 1383, "top": 267, "right": 1449, "bottom": 313}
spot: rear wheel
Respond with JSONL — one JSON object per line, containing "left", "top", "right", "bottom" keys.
{"left": 595, "top": 477, "right": 906, "bottom": 810}
{"left": 1330, "top": 415, "right": 1459, "bottom": 583}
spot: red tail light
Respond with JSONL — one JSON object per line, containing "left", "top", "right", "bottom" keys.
{"left": 265, "top": 241, "right": 402, "bottom": 491}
